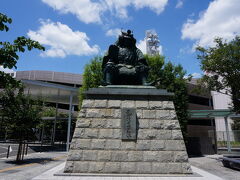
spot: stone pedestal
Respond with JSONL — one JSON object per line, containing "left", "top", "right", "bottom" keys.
{"left": 64, "top": 86, "right": 192, "bottom": 174}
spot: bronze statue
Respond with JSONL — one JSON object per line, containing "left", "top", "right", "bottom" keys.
{"left": 102, "top": 30, "right": 149, "bottom": 85}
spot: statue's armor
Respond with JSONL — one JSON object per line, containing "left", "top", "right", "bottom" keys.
{"left": 102, "top": 30, "right": 149, "bottom": 85}
{"left": 118, "top": 47, "right": 137, "bottom": 65}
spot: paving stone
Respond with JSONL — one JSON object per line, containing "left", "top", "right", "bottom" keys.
{"left": 105, "top": 139, "right": 121, "bottom": 149}
{"left": 162, "top": 101, "right": 175, "bottom": 110}
{"left": 182, "top": 163, "right": 192, "bottom": 174}
{"left": 86, "top": 109, "right": 104, "bottom": 118}
{"left": 169, "top": 110, "right": 177, "bottom": 120}
{"left": 155, "top": 151, "right": 174, "bottom": 162}
{"left": 167, "top": 163, "right": 183, "bottom": 174}
{"left": 64, "top": 161, "right": 74, "bottom": 173}
{"left": 138, "top": 119, "right": 149, "bottom": 129}
{"left": 136, "top": 140, "right": 151, "bottom": 150}
{"left": 104, "top": 162, "right": 121, "bottom": 173}
{"left": 113, "top": 109, "right": 121, "bottom": 118}
{"left": 111, "top": 151, "right": 128, "bottom": 161}
{"left": 82, "top": 150, "right": 97, "bottom": 161}
{"left": 76, "top": 119, "right": 91, "bottom": 128}
{"left": 78, "top": 109, "right": 86, "bottom": 118}
{"left": 156, "top": 130, "right": 172, "bottom": 140}
{"left": 136, "top": 162, "right": 152, "bottom": 173}
{"left": 149, "top": 120, "right": 164, "bottom": 129}
{"left": 99, "top": 129, "right": 113, "bottom": 139}
{"left": 91, "top": 119, "right": 107, "bottom": 128}
{"left": 74, "top": 139, "right": 91, "bottom": 150}
{"left": 97, "top": 151, "right": 112, "bottom": 161}
{"left": 156, "top": 110, "right": 170, "bottom": 119}
{"left": 121, "top": 141, "right": 136, "bottom": 150}
{"left": 83, "top": 128, "right": 99, "bottom": 138}
{"left": 81, "top": 99, "right": 95, "bottom": 108}
{"left": 138, "top": 129, "right": 158, "bottom": 139}
{"left": 164, "top": 120, "right": 181, "bottom": 130}
{"left": 108, "top": 100, "right": 121, "bottom": 108}
{"left": 106, "top": 119, "right": 121, "bottom": 128}
{"left": 143, "top": 151, "right": 158, "bottom": 162}
{"left": 142, "top": 110, "right": 156, "bottom": 119}
{"left": 136, "top": 100, "right": 149, "bottom": 109}
{"left": 165, "top": 140, "right": 186, "bottom": 151}
{"left": 112, "top": 129, "right": 121, "bottom": 139}
{"left": 172, "top": 130, "right": 183, "bottom": 140}
{"left": 128, "top": 151, "right": 143, "bottom": 161}
{"left": 105, "top": 109, "right": 115, "bottom": 117}
{"left": 73, "top": 161, "right": 89, "bottom": 173}
{"left": 136, "top": 110, "right": 143, "bottom": 118}
{"left": 121, "top": 162, "right": 136, "bottom": 173}
{"left": 91, "top": 139, "right": 106, "bottom": 150}
{"left": 73, "top": 128, "right": 85, "bottom": 138}
{"left": 150, "top": 140, "right": 165, "bottom": 150}
{"left": 121, "top": 100, "right": 135, "bottom": 108}
{"left": 94, "top": 100, "right": 107, "bottom": 108}
{"left": 174, "top": 151, "right": 188, "bottom": 162}
{"left": 88, "top": 162, "right": 105, "bottom": 173}
{"left": 152, "top": 163, "right": 168, "bottom": 174}
{"left": 149, "top": 101, "right": 162, "bottom": 109}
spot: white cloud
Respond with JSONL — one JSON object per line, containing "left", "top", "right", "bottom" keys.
{"left": 27, "top": 20, "right": 99, "bottom": 58}
{"left": 41, "top": 0, "right": 103, "bottom": 24}
{"left": 137, "top": 39, "right": 147, "bottom": 54}
{"left": 106, "top": 28, "right": 121, "bottom": 37}
{"left": 41, "top": 0, "right": 168, "bottom": 24}
{"left": 182, "top": 0, "right": 240, "bottom": 48}
{"left": 175, "top": 0, "right": 183, "bottom": 9}
{"left": 191, "top": 72, "right": 202, "bottom": 78}
{"left": 0, "top": 66, "right": 15, "bottom": 73}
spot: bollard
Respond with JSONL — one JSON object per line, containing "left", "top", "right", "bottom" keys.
{"left": 22, "top": 141, "right": 25, "bottom": 160}
{"left": 6, "top": 145, "right": 10, "bottom": 158}
{"left": 25, "top": 143, "right": 28, "bottom": 155}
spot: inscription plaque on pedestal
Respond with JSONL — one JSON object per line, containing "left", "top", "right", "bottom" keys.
{"left": 121, "top": 108, "right": 136, "bottom": 140}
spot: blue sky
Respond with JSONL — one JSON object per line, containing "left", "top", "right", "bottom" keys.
{"left": 1, "top": 0, "right": 240, "bottom": 77}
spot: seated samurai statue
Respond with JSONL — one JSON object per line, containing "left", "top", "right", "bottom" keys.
{"left": 102, "top": 30, "right": 149, "bottom": 85}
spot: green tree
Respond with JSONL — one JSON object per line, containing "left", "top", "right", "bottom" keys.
{"left": 196, "top": 36, "right": 240, "bottom": 129}
{"left": 79, "top": 55, "right": 190, "bottom": 139}
{"left": 79, "top": 56, "right": 103, "bottom": 107}
{"left": 0, "top": 13, "right": 45, "bottom": 88}
{"left": 0, "top": 13, "right": 45, "bottom": 161}
{"left": 0, "top": 87, "right": 43, "bottom": 161}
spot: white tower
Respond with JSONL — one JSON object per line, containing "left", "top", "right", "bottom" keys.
{"left": 146, "top": 30, "right": 160, "bottom": 56}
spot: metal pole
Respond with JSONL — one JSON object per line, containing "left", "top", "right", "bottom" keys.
{"left": 6, "top": 145, "right": 10, "bottom": 158}
{"left": 52, "top": 89, "right": 59, "bottom": 146}
{"left": 25, "top": 143, "right": 28, "bottom": 155}
{"left": 224, "top": 116, "right": 231, "bottom": 152}
{"left": 66, "top": 92, "right": 73, "bottom": 152}
{"left": 22, "top": 141, "right": 25, "bottom": 160}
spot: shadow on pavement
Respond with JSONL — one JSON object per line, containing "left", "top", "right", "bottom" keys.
{"left": 5, "top": 157, "right": 54, "bottom": 165}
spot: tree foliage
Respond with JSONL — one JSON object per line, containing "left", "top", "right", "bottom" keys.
{"left": 79, "top": 55, "right": 190, "bottom": 139}
{"left": 79, "top": 56, "right": 103, "bottom": 107}
{"left": 0, "top": 13, "right": 45, "bottom": 161}
{"left": 0, "top": 87, "right": 43, "bottom": 161}
{"left": 196, "top": 36, "right": 240, "bottom": 129}
{"left": 0, "top": 13, "right": 45, "bottom": 88}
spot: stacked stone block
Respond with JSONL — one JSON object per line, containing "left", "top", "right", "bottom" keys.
{"left": 64, "top": 98, "right": 192, "bottom": 174}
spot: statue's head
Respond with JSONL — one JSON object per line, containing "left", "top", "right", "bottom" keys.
{"left": 116, "top": 30, "right": 136, "bottom": 48}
